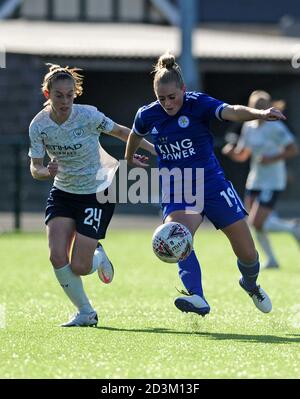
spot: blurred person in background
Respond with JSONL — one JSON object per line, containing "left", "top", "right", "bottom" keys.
{"left": 222, "top": 90, "right": 299, "bottom": 269}
{"left": 28, "top": 63, "right": 155, "bottom": 327}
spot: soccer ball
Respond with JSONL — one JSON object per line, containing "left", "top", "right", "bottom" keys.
{"left": 152, "top": 222, "right": 193, "bottom": 263}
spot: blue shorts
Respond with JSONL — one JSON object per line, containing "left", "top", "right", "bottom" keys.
{"left": 45, "top": 186, "right": 115, "bottom": 239}
{"left": 162, "top": 175, "right": 247, "bottom": 229}
{"left": 244, "top": 189, "right": 281, "bottom": 209}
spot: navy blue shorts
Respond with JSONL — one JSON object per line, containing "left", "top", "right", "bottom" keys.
{"left": 162, "top": 175, "right": 247, "bottom": 230}
{"left": 244, "top": 189, "right": 282, "bottom": 209}
{"left": 45, "top": 186, "right": 115, "bottom": 239}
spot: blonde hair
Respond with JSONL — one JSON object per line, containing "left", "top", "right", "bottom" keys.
{"left": 248, "top": 90, "right": 272, "bottom": 110}
{"left": 42, "top": 63, "right": 84, "bottom": 106}
{"left": 248, "top": 90, "right": 286, "bottom": 112}
{"left": 153, "top": 52, "right": 184, "bottom": 92}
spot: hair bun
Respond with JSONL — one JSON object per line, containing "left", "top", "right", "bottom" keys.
{"left": 158, "top": 53, "right": 176, "bottom": 70}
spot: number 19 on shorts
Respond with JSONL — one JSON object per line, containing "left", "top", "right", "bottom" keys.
{"left": 220, "top": 187, "right": 238, "bottom": 208}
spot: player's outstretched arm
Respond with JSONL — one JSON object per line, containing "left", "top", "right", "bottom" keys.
{"left": 109, "top": 123, "right": 156, "bottom": 155}
{"left": 259, "top": 142, "right": 299, "bottom": 164}
{"left": 221, "top": 143, "right": 251, "bottom": 162}
{"left": 125, "top": 131, "right": 149, "bottom": 167}
{"left": 221, "top": 105, "right": 286, "bottom": 122}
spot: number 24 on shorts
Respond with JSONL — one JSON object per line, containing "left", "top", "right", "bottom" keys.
{"left": 84, "top": 208, "right": 102, "bottom": 232}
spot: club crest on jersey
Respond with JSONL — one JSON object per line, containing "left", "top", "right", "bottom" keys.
{"left": 73, "top": 128, "right": 84, "bottom": 138}
{"left": 178, "top": 115, "right": 190, "bottom": 128}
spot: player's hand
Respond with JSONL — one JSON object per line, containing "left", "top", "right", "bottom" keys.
{"left": 261, "top": 107, "right": 286, "bottom": 121}
{"left": 47, "top": 158, "right": 58, "bottom": 177}
{"left": 221, "top": 143, "right": 235, "bottom": 156}
{"left": 131, "top": 154, "right": 150, "bottom": 167}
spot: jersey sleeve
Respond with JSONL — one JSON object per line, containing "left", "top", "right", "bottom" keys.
{"left": 28, "top": 122, "right": 45, "bottom": 158}
{"left": 91, "top": 107, "right": 115, "bottom": 134}
{"left": 195, "top": 93, "right": 228, "bottom": 121}
{"left": 132, "top": 108, "right": 150, "bottom": 137}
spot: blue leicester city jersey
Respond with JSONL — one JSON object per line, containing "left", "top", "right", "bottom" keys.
{"left": 133, "top": 91, "right": 228, "bottom": 175}
{"left": 132, "top": 92, "right": 247, "bottom": 227}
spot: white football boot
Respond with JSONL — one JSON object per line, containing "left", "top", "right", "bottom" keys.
{"left": 174, "top": 290, "right": 210, "bottom": 317}
{"left": 239, "top": 278, "right": 272, "bottom": 313}
{"left": 262, "top": 259, "right": 280, "bottom": 269}
{"left": 96, "top": 243, "right": 114, "bottom": 284}
{"left": 61, "top": 311, "right": 98, "bottom": 327}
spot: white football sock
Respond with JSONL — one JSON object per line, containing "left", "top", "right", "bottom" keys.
{"left": 263, "top": 213, "right": 296, "bottom": 234}
{"left": 54, "top": 264, "right": 94, "bottom": 314}
{"left": 255, "top": 231, "right": 278, "bottom": 265}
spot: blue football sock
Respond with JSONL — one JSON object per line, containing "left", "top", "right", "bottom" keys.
{"left": 237, "top": 253, "right": 260, "bottom": 291}
{"left": 178, "top": 250, "right": 203, "bottom": 296}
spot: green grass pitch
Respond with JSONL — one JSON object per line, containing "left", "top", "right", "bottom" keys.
{"left": 0, "top": 229, "right": 300, "bottom": 379}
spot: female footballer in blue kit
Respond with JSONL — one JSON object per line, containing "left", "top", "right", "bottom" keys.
{"left": 29, "top": 64, "right": 155, "bottom": 327}
{"left": 125, "top": 53, "right": 286, "bottom": 316}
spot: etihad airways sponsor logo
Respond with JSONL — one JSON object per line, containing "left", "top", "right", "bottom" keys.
{"left": 46, "top": 144, "right": 82, "bottom": 151}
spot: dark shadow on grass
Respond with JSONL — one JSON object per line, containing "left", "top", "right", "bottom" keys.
{"left": 94, "top": 326, "right": 300, "bottom": 344}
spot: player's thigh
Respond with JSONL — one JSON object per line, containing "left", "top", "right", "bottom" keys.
{"left": 244, "top": 191, "right": 257, "bottom": 213}
{"left": 71, "top": 233, "right": 98, "bottom": 276}
{"left": 222, "top": 219, "right": 257, "bottom": 263}
{"left": 71, "top": 196, "right": 115, "bottom": 275}
{"left": 247, "top": 190, "right": 278, "bottom": 229}
{"left": 165, "top": 210, "right": 203, "bottom": 236}
{"left": 248, "top": 202, "right": 272, "bottom": 230}
{"left": 75, "top": 197, "right": 115, "bottom": 241}
{"left": 47, "top": 217, "right": 76, "bottom": 268}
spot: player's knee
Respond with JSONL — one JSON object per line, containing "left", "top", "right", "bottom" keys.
{"left": 252, "top": 220, "right": 264, "bottom": 230}
{"left": 70, "top": 260, "right": 91, "bottom": 276}
{"left": 248, "top": 216, "right": 263, "bottom": 230}
{"left": 49, "top": 251, "right": 68, "bottom": 268}
{"left": 239, "top": 248, "right": 258, "bottom": 264}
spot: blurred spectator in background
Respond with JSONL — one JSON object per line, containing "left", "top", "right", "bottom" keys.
{"left": 222, "top": 90, "right": 300, "bottom": 269}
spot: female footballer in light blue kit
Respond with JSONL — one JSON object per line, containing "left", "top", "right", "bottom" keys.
{"left": 29, "top": 64, "right": 155, "bottom": 327}
{"left": 125, "top": 53, "right": 286, "bottom": 316}
{"left": 223, "top": 90, "right": 299, "bottom": 269}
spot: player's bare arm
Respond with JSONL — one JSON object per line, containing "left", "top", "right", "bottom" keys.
{"left": 125, "top": 131, "right": 147, "bottom": 167}
{"left": 221, "top": 105, "right": 286, "bottom": 122}
{"left": 222, "top": 143, "right": 252, "bottom": 162}
{"left": 259, "top": 142, "right": 299, "bottom": 164}
{"left": 108, "top": 123, "right": 156, "bottom": 155}
{"left": 30, "top": 157, "right": 47, "bottom": 179}
{"left": 30, "top": 157, "right": 57, "bottom": 180}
